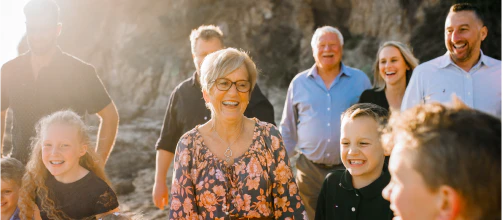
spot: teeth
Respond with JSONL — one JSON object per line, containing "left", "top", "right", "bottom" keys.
{"left": 223, "top": 101, "right": 238, "bottom": 106}
{"left": 454, "top": 43, "right": 466, "bottom": 49}
{"left": 350, "top": 160, "right": 364, "bottom": 165}
{"left": 50, "top": 161, "right": 64, "bottom": 165}
{"left": 322, "top": 54, "right": 334, "bottom": 57}
{"left": 385, "top": 72, "right": 395, "bottom": 75}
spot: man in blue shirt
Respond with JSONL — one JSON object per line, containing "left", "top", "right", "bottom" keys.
{"left": 402, "top": 3, "right": 501, "bottom": 118}
{"left": 280, "top": 26, "right": 371, "bottom": 220}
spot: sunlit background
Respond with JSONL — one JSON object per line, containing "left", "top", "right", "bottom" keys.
{"left": 0, "top": 0, "right": 29, "bottom": 65}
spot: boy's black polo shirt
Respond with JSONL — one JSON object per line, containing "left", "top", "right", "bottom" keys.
{"left": 155, "top": 71, "right": 275, "bottom": 153}
{"left": 315, "top": 165, "right": 393, "bottom": 220}
{"left": 1, "top": 48, "right": 112, "bottom": 163}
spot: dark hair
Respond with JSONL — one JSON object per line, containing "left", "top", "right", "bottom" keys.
{"left": 24, "top": 0, "right": 60, "bottom": 24}
{"left": 383, "top": 99, "right": 501, "bottom": 219}
{"left": 1, "top": 157, "right": 26, "bottom": 186}
{"left": 341, "top": 103, "right": 389, "bottom": 127}
{"left": 450, "top": 3, "right": 485, "bottom": 25}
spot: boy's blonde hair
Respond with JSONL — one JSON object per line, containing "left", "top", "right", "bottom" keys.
{"left": 382, "top": 99, "right": 501, "bottom": 219}
{"left": 18, "top": 110, "right": 111, "bottom": 220}
{"left": 341, "top": 103, "right": 389, "bottom": 128}
{"left": 1, "top": 157, "right": 25, "bottom": 186}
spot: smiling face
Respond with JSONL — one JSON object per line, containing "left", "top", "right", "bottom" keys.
{"left": 378, "top": 46, "right": 409, "bottom": 87}
{"left": 41, "top": 123, "right": 87, "bottom": 183}
{"left": 313, "top": 32, "right": 343, "bottom": 71}
{"left": 203, "top": 65, "right": 250, "bottom": 121}
{"left": 340, "top": 116, "right": 385, "bottom": 185}
{"left": 1, "top": 179, "right": 20, "bottom": 217}
{"left": 382, "top": 143, "right": 440, "bottom": 220}
{"left": 444, "top": 10, "right": 487, "bottom": 66}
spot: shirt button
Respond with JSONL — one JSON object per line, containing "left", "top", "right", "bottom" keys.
{"left": 356, "top": 194, "right": 359, "bottom": 196}
{"left": 468, "top": 92, "right": 471, "bottom": 95}
{"left": 327, "top": 123, "right": 330, "bottom": 126}
{"left": 352, "top": 207, "right": 355, "bottom": 212}
{"left": 327, "top": 108, "right": 330, "bottom": 111}
{"left": 327, "top": 93, "right": 330, "bottom": 96}
{"left": 327, "top": 139, "right": 331, "bottom": 142}
{"left": 327, "top": 153, "right": 330, "bottom": 156}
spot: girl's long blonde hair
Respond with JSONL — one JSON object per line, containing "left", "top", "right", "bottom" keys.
{"left": 18, "top": 110, "right": 111, "bottom": 220}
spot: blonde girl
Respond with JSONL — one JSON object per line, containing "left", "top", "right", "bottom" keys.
{"left": 19, "top": 110, "right": 119, "bottom": 219}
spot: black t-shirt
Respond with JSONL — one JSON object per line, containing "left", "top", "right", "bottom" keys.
{"left": 155, "top": 71, "right": 275, "bottom": 153}
{"left": 36, "top": 171, "right": 119, "bottom": 220}
{"left": 1, "top": 48, "right": 112, "bottom": 163}
{"left": 358, "top": 88, "right": 389, "bottom": 111}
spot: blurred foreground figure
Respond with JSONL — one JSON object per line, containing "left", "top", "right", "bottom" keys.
{"left": 0, "top": 0, "right": 119, "bottom": 165}
{"left": 402, "top": 3, "right": 501, "bottom": 118}
{"left": 152, "top": 25, "right": 274, "bottom": 210}
{"left": 280, "top": 26, "right": 371, "bottom": 220}
{"left": 382, "top": 98, "right": 501, "bottom": 220}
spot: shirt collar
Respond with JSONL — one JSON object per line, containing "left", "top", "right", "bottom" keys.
{"left": 307, "top": 63, "right": 352, "bottom": 78}
{"left": 440, "top": 50, "right": 493, "bottom": 69}
{"left": 339, "top": 164, "right": 390, "bottom": 199}
{"left": 190, "top": 71, "right": 201, "bottom": 87}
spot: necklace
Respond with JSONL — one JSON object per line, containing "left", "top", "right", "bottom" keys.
{"left": 212, "top": 119, "right": 245, "bottom": 163}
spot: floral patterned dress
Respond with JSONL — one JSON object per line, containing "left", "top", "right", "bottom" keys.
{"left": 169, "top": 119, "right": 307, "bottom": 220}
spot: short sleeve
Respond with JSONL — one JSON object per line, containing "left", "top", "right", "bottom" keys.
{"left": 266, "top": 124, "right": 307, "bottom": 219}
{"left": 1, "top": 64, "right": 10, "bottom": 111}
{"left": 155, "top": 89, "right": 182, "bottom": 153}
{"left": 94, "top": 187, "right": 119, "bottom": 214}
{"left": 79, "top": 64, "right": 112, "bottom": 114}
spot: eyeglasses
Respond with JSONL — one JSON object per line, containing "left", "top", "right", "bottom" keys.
{"left": 211, "top": 78, "right": 251, "bottom": 93}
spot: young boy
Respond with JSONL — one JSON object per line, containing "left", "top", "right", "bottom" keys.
{"left": 315, "top": 103, "right": 392, "bottom": 220}
{"left": 382, "top": 100, "right": 501, "bottom": 220}
{"left": 1, "top": 158, "right": 25, "bottom": 220}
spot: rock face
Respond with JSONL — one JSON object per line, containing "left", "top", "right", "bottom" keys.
{"left": 10, "top": 0, "right": 500, "bottom": 218}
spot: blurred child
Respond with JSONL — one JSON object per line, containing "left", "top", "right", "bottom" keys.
{"left": 316, "top": 103, "right": 392, "bottom": 220}
{"left": 382, "top": 100, "right": 501, "bottom": 219}
{"left": 1, "top": 158, "right": 25, "bottom": 220}
{"left": 18, "top": 110, "right": 119, "bottom": 220}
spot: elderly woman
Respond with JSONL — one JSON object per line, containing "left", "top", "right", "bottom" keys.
{"left": 359, "top": 41, "right": 419, "bottom": 111}
{"left": 169, "top": 48, "right": 306, "bottom": 220}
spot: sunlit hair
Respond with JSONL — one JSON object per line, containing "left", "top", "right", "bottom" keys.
{"left": 18, "top": 110, "right": 110, "bottom": 220}
{"left": 199, "top": 48, "right": 257, "bottom": 116}
{"left": 190, "top": 25, "right": 224, "bottom": 54}
{"left": 1, "top": 157, "right": 25, "bottom": 186}
{"left": 24, "top": 0, "right": 60, "bottom": 24}
{"left": 310, "top": 26, "right": 344, "bottom": 49}
{"left": 382, "top": 98, "right": 501, "bottom": 219}
{"left": 450, "top": 3, "right": 485, "bottom": 25}
{"left": 341, "top": 103, "right": 389, "bottom": 130}
{"left": 372, "top": 41, "right": 419, "bottom": 91}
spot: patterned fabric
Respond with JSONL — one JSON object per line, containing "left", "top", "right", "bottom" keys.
{"left": 170, "top": 119, "right": 307, "bottom": 220}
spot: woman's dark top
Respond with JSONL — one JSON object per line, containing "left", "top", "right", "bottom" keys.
{"left": 315, "top": 164, "right": 393, "bottom": 220}
{"left": 36, "top": 171, "right": 119, "bottom": 220}
{"left": 359, "top": 88, "right": 389, "bottom": 111}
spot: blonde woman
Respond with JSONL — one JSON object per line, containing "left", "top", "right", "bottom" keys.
{"left": 359, "top": 41, "right": 419, "bottom": 111}
{"left": 170, "top": 48, "right": 306, "bottom": 219}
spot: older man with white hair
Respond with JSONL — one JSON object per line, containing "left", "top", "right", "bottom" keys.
{"left": 280, "top": 26, "right": 371, "bottom": 219}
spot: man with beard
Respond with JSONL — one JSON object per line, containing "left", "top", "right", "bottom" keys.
{"left": 402, "top": 3, "right": 501, "bottom": 118}
{"left": 1, "top": 0, "right": 119, "bottom": 165}
{"left": 152, "top": 25, "right": 275, "bottom": 210}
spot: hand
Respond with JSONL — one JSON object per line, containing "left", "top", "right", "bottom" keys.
{"left": 152, "top": 182, "right": 169, "bottom": 210}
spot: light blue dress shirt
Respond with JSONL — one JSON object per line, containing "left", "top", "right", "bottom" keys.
{"left": 280, "top": 64, "right": 371, "bottom": 165}
{"left": 402, "top": 51, "right": 501, "bottom": 118}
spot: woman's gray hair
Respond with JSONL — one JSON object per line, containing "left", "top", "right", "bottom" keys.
{"left": 199, "top": 48, "right": 258, "bottom": 116}
{"left": 311, "top": 26, "right": 344, "bottom": 48}
{"left": 372, "top": 41, "right": 419, "bottom": 91}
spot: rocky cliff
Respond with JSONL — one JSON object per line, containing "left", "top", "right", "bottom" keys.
{"left": 11, "top": 0, "right": 501, "bottom": 218}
